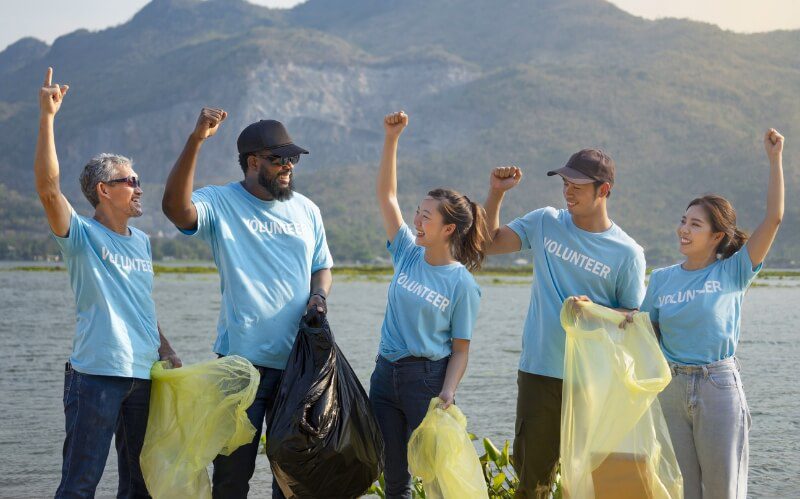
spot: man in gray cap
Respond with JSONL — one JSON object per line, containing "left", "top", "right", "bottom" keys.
{"left": 483, "top": 151, "right": 646, "bottom": 498}
{"left": 162, "top": 108, "right": 333, "bottom": 499}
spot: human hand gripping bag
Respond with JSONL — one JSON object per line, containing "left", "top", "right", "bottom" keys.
{"left": 559, "top": 299, "right": 683, "bottom": 499}
{"left": 266, "top": 310, "right": 385, "bottom": 498}
{"left": 140, "top": 355, "right": 260, "bottom": 499}
{"left": 408, "top": 397, "right": 489, "bottom": 499}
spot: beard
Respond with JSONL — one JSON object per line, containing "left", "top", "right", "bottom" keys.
{"left": 258, "top": 168, "right": 294, "bottom": 201}
{"left": 128, "top": 198, "right": 143, "bottom": 217}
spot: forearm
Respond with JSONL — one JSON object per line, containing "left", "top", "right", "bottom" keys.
{"left": 162, "top": 135, "right": 203, "bottom": 224}
{"left": 34, "top": 115, "right": 60, "bottom": 196}
{"left": 157, "top": 323, "right": 174, "bottom": 355}
{"left": 442, "top": 348, "right": 469, "bottom": 395}
{"left": 376, "top": 136, "right": 399, "bottom": 203}
{"left": 310, "top": 268, "right": 332, "bottom": 298}
{"left": 764, "top": 157, "right": 784, "bottom": 226}
{"left": 484, "top": 188, "right": 506, "bottom": 237}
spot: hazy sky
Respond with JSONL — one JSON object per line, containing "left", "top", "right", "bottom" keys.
{"left": 2, "top": 0, "right": 799, "bottom": 52}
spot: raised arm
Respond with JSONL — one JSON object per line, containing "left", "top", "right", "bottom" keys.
{"left": 162, "top": 107, "right": 227, "bottom": 230}
{"left": 376, "top": 111, "right": 408, "bottom": 242}
{"left": 34, "top": 67, "right": 72, "bottom": 237}
{"left": 484, "top": 166, "right": 523, "bottom": 255}
{"left": 746, "top": 129, "right": 784, "bottom": 267}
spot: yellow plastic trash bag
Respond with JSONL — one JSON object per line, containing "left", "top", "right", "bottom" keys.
{"left": 560, "top": 300, "right": 683, "bottom": 499}
{"left": 140, "top": 355, "right": 259, "bottom": 499}
{"left": 408, "top": 398, "right": 488, "bottom": 499}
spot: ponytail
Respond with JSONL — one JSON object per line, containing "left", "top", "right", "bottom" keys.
{"left": 427, "top": 189, "right": 490, "bottom": 272}
{"left": 687, "top": 194, "right": 749, "bottom": 260}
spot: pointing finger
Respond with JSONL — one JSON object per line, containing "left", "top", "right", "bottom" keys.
{"left": 44, "top": 67, "right": 52, "bottom": 87}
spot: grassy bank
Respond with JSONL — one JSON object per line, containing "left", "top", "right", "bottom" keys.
{"left": 7, "top": 264, "right": 800, "bottom": 280}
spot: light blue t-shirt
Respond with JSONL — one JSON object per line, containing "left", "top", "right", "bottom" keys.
{"left": 181, "top": 182, "right": 334, "bottom": 369}
{"left": 379, "top": 224, "right": 481, "bottom": 361}
{"left": 508, "top": 207, "right": 646, "bottom": 378}
{"left": 53, "top": 209, "right": 160, "bottom": 379}
{"left": 640, "top": 246, "right": 761, "bottom": 366}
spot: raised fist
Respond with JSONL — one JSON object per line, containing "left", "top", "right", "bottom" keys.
{"left": 192, "top": 107, "right": 227, "bottom": 141}
{"left": 764, "top": 128, "right": 784, "bottom": 164}
{"left": 39, "top": 67, "right": 68, "bottom": 116}
{"left": 384, "top": 111, "right": 408, "bottom": 139}
{"left": 490, "top": 166, "right": 523, "bottom": 192}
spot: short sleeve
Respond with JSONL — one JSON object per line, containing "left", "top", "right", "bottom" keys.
{"left": 616, "top": 248, "right": 647, "bottom": 310}
{"left": 450, "top": 280, "right": 481, "bottom": 340}
{"left": 506, "top": 209, "right": 546, "bottom": 251}
{"left": 387, "top": 224, "right": 418, "bottom": 267}
{"left": 179, "top": 187, "right": 217, "bottom": 241}
{"left": 51, "top": 208, "right": 88, "bottom": 256}
{"left": 640, "top": 271, "right": 660, "bottom": 324}
{"left": 720, "top": 245, "right": 762, "bottom": 289}
{"left": 310, "top": 206, "right": 334, "bottom": 273}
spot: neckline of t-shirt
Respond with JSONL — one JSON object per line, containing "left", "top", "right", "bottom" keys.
{"left": 565, "top": 211, "right": 617, "bottom": 237}
{"left": 677, "top": 259, "right": 720, "bottom": 274}
{"left": 89, "top": 217, "right": 132, "bottom": 239}
{"left": 235, "top": 181, "right": 279, "bottom": 206}
{"left": 420, "top": 251, "right": 463, "bottom": 271}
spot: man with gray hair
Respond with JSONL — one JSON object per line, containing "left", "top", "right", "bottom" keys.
{"left": 34, "top": 67, "right": 181, "bottom": 498}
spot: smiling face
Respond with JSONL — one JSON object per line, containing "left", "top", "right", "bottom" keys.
{"left": 98, "top": 163, "right": 143, "bottom": 218}
{"left": 413, "top": 197, "right": 455, "bottom": 248}
{"left": 562, "top": 178, "right": 608, "bottom": 217}
{"left": 677, "top": 204, "right": 723, "bottom": 258}
{"left": 249, "top": 150, "right": 294, "bottom": 201}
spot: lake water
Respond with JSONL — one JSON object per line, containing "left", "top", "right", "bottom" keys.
{"left": 0, "top": 266, "right": 798, "bottom": 498}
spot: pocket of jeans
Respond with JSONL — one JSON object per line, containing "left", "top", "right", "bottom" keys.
{"left": 422, "top": 373, "right": 445, "bottom": 397}
{"left": 707, "top": 370, "right": 737, "bottom": 389}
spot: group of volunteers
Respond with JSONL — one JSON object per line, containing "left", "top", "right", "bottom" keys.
{"left": 36, "top": 65, "right": 784, "bottom": 499}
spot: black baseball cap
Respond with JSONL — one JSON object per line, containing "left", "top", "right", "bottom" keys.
{"left": 547, "top": 149, "right": 615, "bottom": 185}
{"left": 237, "top": 120, "right": 309, "bottom": 157}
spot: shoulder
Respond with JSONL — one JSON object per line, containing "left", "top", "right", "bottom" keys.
{"left": 288, "top": 192, "right": 322, "bottom": 215}
{"left": 649, "top": 264, "right": 680, "bottom": 284}
{"left": 455, "top": 266, "right": 481, "bottom": 295}
{"left": 128, "top": 225, "right": 149, "bottom": 241}
{"left": 608, "top": 224, "right": 645, "bottom": 259}
{"left": 194, "top": 182, "right": 231, "bottom": 201}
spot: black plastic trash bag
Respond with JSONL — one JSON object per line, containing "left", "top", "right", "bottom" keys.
{"left": 267, "top": 310, "right": 384, "bottom": 498}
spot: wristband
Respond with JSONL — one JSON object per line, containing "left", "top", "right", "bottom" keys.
{"left": 310, "top": 292, "right": 327, "bottom": 302}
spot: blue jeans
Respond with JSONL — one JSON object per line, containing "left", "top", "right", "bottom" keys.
{"left": 369, "top": 355, "right": 448, "bottom": 499}
{"left": 659, "top": 357, "right": 751, "bottom": 499}
{"left": 55, "top": 363, "right": 152, "bottom": 499}
{"left": 212, "top": 365, "right": 286, "bottom": 499}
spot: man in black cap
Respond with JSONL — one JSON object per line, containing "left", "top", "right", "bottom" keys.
{"left": 162, "top": 108, "right": 334, "bottom": 498}
{"left": 483, "top": 150, "right": 646, "bottom": 498}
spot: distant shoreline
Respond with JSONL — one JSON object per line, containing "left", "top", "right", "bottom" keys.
{"left": 5, "top": 263, "right": 800, "bottom": 281}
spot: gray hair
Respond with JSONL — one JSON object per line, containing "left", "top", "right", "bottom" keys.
{"left": 79, "top": 153, "right": 132, "bottom": 207}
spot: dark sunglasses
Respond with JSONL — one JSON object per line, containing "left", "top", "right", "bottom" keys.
{"left": 254, "top": 154, "right": 300, "bottom": 167}
{"left": 106, "top": 176, "right": 140, "bottom": 188}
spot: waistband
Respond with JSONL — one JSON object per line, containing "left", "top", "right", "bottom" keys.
{"left": 376, "top": 354, "right": 449, "bottom": 371}
{"left": 669, "top": 356, "right": 740, "bottom": 377}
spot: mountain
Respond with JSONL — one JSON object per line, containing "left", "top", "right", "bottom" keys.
{"left": 1, "top": 0, "right": 798, "bottom": 265}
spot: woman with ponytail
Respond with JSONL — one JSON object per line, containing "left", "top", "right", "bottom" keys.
{"left": 370, "top": 110, "right": 489, "bottom": 498}
{"left": 639, "top": 129, "right": 785, "bottom": 499}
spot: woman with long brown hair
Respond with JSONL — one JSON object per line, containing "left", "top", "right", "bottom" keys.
{"left": 369, "top": 110, "right": 490, "bottom": 498}
{"left": 640, "top": 129, "right": 785, "bottom": 498}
